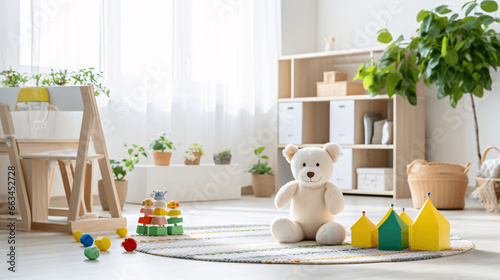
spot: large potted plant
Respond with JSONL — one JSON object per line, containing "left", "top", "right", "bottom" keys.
{"left": 248, "top": 147, "right": 274, "bottom": 197}
{"left": 99, "top": 144, "right": 147, "bottom": 210}
{"left": 149, "top": 133, "right": 175, "bottom": 166}
{"left": 354, "top": 0, "right": 500, "bottom": 208}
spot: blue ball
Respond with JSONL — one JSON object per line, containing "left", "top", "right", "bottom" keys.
{"left": 80, "top": 234, "right": 94, "bottom": 247}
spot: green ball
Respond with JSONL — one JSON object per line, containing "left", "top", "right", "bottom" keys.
{"left": 84, "top": 246, "right": 100, "bottom": 260}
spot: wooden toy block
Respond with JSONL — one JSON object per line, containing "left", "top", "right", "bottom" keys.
{"left": 378, "top": 209, "right": 409, "bottom": 251}
{"left": 84, "top": 246, "right": 100, "bottom": 260}
{"left": 167, "top": 225, "right": 184, "bottom": 235}
{"left": 136, "top": 225, "right": 149, "bottom": 235}
{"left": 377, "top": 203, "right": 394, "bottom": 227}
{"left": 148, "top": 226, "right": 168, "bottom": 236}
{"left": 80, "top": 233, "right": 94, "bottom": 247}
{"left": 122, "top": 238, "right": 137, "bottom": 252}
{"left": 73, "top": 230, "right": 83, "bottom": 242}
{"left": 95, "top": 236, "right": 111, "bottom": 251}
{"left": 138, "top": 216, "right": 153, "bottom": 225}
{"left": 167, "top": 217, "right": 183, "bottom": 224}
{"left": 350, "top": 211, "right": 378, "bottom": 247}
{"left": 399, "top": 208, "right": 414, "bottom": 245}
{"left": 411, "top": 193, "right": 450, "bottom": 251}
{"left": 116, "top": 227, "right": 128, "bottom": 237}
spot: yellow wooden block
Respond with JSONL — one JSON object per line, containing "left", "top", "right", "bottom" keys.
{"left": 411, "top": 198, "right": 450, "bottom": 251}
{"left": 351, "top": 212, "right": 378, "bottom": 247}
{"left": 400, "top": 208, "right": 413, "bottom": 244}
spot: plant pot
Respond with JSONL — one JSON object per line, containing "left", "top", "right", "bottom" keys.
{"left": 153, "top": 151, "right": 172, "bottom": 166}
{"left": 213, "top": 154, "right": 231, "bottom": 165}
{"left": 251, "top": 174, "right": 275, "bottom": 197}
{"left": 407, "top": 159, "right": 471, "bottom": 210}
{"left": 98, "top": 180, "right": 128, "bottom": 211}
{"left": 185, "top": 152, "right": 202, "bottom": 165}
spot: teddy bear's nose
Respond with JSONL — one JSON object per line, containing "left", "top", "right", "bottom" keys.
{"left": 307, "top": 172, "right": 315, "bottom": 178}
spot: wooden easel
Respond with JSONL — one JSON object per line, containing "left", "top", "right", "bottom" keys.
{"left": 0, "top": 86, "right": 126, "bottom": 233}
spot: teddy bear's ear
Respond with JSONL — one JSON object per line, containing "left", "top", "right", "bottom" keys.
{"left": 323, "top": 143, "right": 341, "bottom": 163}
{"left": 283, "top": 144, "right": 299, "bottom": 163}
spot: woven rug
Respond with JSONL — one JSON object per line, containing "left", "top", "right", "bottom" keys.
{"left": 133, "top": 224, "right": 474, "bottom": 264}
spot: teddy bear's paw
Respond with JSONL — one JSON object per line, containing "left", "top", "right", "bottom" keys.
{"left": 316, "top": 222, "right": 346, "bottom": 245}
{"left": 271, "top": 218, "right": 304, "bottom": 243}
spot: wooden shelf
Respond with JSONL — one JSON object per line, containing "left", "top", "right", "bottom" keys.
{"left": 279, "top": 47, "right": 385, "bottom": 60}
{"left": 341, "top": 189, "right": 394, "bottom": 196}
{"left": 277, "top": 144, "right": 394, "bottom": 149}
{"left": 275, "top": 48, "right": 426, "bottom": 198}
{"left": 278, "top": 94, "right": 392, "bottom": 103}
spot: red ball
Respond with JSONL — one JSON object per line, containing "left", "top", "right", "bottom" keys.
{"left": 122, "top": 238, "right": 137, "bottom": 252}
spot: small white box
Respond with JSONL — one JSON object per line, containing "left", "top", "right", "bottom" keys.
{"left": 279, "top": 102, "right": 303, "bottom": 144}
{"left": 330, "top": 148, "right": 353, "bottom": 189}
{"left": 330, "top": 100, "right": 355, "bottom": 144}
{"left": 357, "top": 168, "right": 393, "bottom": 191}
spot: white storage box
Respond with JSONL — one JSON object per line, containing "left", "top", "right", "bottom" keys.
{"left": 357, "top": 168, "right": 393, "bottom": 191}
{"left": 330, "top": 148, "right": 353, "bottom": 189}
{"left": 330, "top": 100, "right": 355, "bottom": 144}
{"left": 279, "top": 102, "right": 303, "bottom": 144}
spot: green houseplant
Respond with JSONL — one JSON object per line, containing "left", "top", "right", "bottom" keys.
{"left": 99, "top": 144, "right": 148, "bottom": 210}
{"left": 354, "top": 0, "right": 500, "bottom": 167}
{"left": 184, "top": 143, "right": 204, "bottom": 165}
{"left": 248, "top": 147, "right": 274, "bottom": 197}
{"left": 149, "top": 133, "right": 175, "bottom": 166}
{"left": 213, "top": 149, "right": 232, "bottom": 165}
{"left": 0, "top": 67, "right": 110, "bottom": 97}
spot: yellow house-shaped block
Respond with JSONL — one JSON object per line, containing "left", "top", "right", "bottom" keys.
{"left": 399, "top": 208, "right": 413, "bottom": 244}
{"left": 351, "top": 211, "right": 378, "bottom": 247}
{"left": 377, "top": 204, "right": 394, "bottom": 227}
{"left": 411, "top": 197, "right": 450, "bottom": 251}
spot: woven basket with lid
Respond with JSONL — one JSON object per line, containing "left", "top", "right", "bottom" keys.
{"left": 407, "top": 159, "right": 471, "bottom": 209}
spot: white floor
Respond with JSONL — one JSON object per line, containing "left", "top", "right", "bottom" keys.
{"left": 1, "top": 195, "right": 500, "bottom": 280}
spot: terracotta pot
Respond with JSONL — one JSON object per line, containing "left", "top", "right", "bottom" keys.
{"left": 153, "top": 151, "right": 172, "bottom": 166}
{"left": 407, "top": 159, "right": 471, "bottom": 209}
{"left": 251, "top": 174, "right": 275, "bottom": 197}
{"left": 213, "top": 154, "right": 231, "bottom": 165}
{"left": 98, "top": 180, "right": 128, "bottom": 211}
{"left": 184, "top": 152, "right": 202, "bottom": 165}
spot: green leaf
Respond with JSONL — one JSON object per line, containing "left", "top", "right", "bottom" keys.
{"left": 443, "top": 48, "right": 459, "bottom": 66}
{"left": 417, "top": 10, "right": 430, "bottom": 22}
{"left": 261, "top": 155, "right": 269, "bottom": 160}
{"left": 378, "top": 31, "right": 393, "bottom": 44}
{"left": 363, "top": 75, "right": 375, "bottom": 88}
{"left": 481, "top": 0, "right": 498, "bottom": 12}
{"left": 422, "top": 13, "right": 434, "bottom": 32}
{"left": 428, "top": 55, "right": 441, "bottom": 69}
{"left": 465, "top": 3, "right": 478, "bottom": 16}
{"left": 472, "top": 85, "right": 484, "bottom": 97}
{"left": 435, "top": 5, "right": 452, "bottom": 14}
{"left": 386, "top": 72, "right": 401, "bottom": 97}
{"left": 441, "top": 36, "right": 448, "bottom": 57}
{"left": 454, "top": 40, "right": 467, "bottom": 52}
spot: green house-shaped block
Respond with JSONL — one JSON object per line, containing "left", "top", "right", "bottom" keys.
{"left": 167, "top": 225, "right": 184, "bottom": 235}
{"left": 136, "top": 225, "right": 149, "bottom": 235}
{"left": 167, "top": 217, "right": 183, "bottom": 225}
{"left": 378, "top": 209, "right": 409, "bottom": 251}
{"left": 148, "top": 226, "right": 168, "bottom": 236}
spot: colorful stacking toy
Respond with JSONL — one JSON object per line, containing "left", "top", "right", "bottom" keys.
{"left": 136, "top": 190, "right": 184, "bottom": 236}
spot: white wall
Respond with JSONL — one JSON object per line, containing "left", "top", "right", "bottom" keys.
{"left": 0, "top": 0, "right": 20, "bottom": 70}
{"left": 281, "top": 0, "right": 318, "bottom": 55}
{"left": 281, "top": 0, "right": 500, "bottom": 183}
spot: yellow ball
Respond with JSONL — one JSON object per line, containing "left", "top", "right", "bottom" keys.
{"left": 73, "top": 230, "right": 83, "bottom": 242}
{"left": 95, "top": 236, "right": 111, "bottom": 251}
{"left": 116, "top": 227, "right": 128, "bottom": 237}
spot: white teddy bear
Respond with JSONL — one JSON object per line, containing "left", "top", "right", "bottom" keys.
{"left": 271, "top": 143, "right": 346, "bottom": 245}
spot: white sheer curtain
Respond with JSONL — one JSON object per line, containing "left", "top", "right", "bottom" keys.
{"left": 8, "top": 0, "right": 281, "bottom": 186}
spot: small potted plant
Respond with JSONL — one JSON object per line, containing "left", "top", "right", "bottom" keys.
{"left": 248, "top": 147, "right": 274, "bottom": 197}
{"left": 214, "top": 149, "right": 231, "bottom": 165}
{"left": 0, "top": 67, "right": 29, "bottom": 87}
{"left": 149, "top": 133, "right": 175, "bottom": 166}
{"left": 99, "top": 144, "right": 147, "bottom": 210}
{"left": 184, "top": 143, "right": 204, "bottom": 165}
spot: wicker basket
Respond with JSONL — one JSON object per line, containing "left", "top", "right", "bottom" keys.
{"left": 475, "top": 146, "right": 500, "bottom": 209}
{"left": 407, "top": 159, "right": 471, "bottom": 209}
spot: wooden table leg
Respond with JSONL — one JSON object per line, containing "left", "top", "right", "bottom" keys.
{"left": 24, "top": 159, "right": 49, "bottom": 222}
{"left": 84, "top": 161, "right": 94, "bottom": 212}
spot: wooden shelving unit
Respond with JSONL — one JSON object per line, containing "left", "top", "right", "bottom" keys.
{"left": 276, "top": 48, "right": 425, "bottom": 198}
